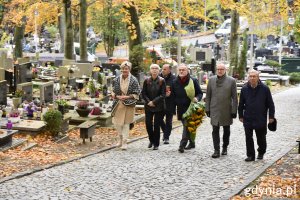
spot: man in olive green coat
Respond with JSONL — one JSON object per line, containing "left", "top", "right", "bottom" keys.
{"left": 205, "top": 63, "right": 238, "bottom": 158}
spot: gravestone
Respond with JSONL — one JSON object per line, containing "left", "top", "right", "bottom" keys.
{"left": 58, "top": 66, "right": 69, "bottom": 78}
{"left": 17, "top": 82, "right": 33, "bottom": 102}
{"left": 0, "top": 51, "right": 13, "bottom": 70}
{"left": 40, "top": 81, "right": 54, "bottom": 103}
{"left": 0, "top": 80, "right": 7, "bottom": 105}
{"left": 14, "top": 62, "right": 32, "bottom": 88}
{"left": 62, "top": 59, "right": 76, "bottom": 66}
{"left": 73, "top": 63, "right": 93, "bottom": 77}
{"left": 0, "top": 68, "right": 4, "bottom": 81}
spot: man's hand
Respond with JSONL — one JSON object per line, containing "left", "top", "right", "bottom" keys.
{"left": 206, "top": 111, "right": 210, "bottom": 117}
{"left": 193, "top": 97, "right": 198, "bottom": 103}
{"left": 239, "top": 118, "right": 243, "bottom": 123}
{"left": 231, "top": 113, "right": 237, "bottom": 118}
{"left": 147, "top": 101, "right": 155, "bottom": 107}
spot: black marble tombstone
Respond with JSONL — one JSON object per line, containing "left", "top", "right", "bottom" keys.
{"left": 0, "top": 80, "right": 7, "bottom": 105}
{"left": 14, "top": 62, "right": 32, "bottom": 92}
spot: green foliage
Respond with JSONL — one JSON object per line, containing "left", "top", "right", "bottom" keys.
{"left": 264, "top": 60, "right": 282, "bottom": 68}
{"left": 265, "top": 79, "right": 272, "bottom": 88}
{"left": 161, "top": 38, "right": 186, "bottom": 61}
{"left": 55, "top": 99, "right": 69, "bottom": 107}
{"left": 129, "top": 44, "right": 144, "bottom": 77}
{"left": 289, "top": 72, "right": 300, "bottom": 84}
{"left": 278, "top": 70, "right": 289, "bottom": 75}
{"left": 0, "top": 32, "right": 9, "bottom": 47}
{"left": 97, "top": 73, "right": 103, "bottom": 85}
{"left": 43, "top": 109, "right": 62, "bottom": 136}
{"left": 294, "top": 10, "right": 300, "bottom": 44}
{"left": 45, "top": 26, "right": 58, "bottom": 39}
{"left": 88, "top": 80, "right": 96, "bottom": 94}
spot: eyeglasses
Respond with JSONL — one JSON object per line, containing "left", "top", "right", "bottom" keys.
{"left": 217, "top": 68, "right": 225, "bottom": 71}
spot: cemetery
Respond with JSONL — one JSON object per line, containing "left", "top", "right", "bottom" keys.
{"left": 0, "top": 50, "right": 148, "bottom": 157}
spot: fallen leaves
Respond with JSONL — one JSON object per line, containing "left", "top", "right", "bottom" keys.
{"left": 0, "top": 121, "right": 147, "bottom": 179}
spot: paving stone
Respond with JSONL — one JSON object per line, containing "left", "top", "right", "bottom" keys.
{"left": 0, "top": 86, "right": 300, "bottom": 199}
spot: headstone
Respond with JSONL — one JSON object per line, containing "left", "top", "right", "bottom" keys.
{"left": 0, "top": 68, "right": 4, "bottom": 81}
{"left": 62, "top": 59, "right": 76, "bottom": 66}
{"left": 40, "top": 81, "right": 54, "bottom": 103}
{"left": 17, "top": 57, "right": 30, "bottom": 65}
{"left": 0, "top": 51, "right": 13, "bottom": 70}
{"left": 14, "top": 62, "right": 32, "bottom": 87}
{"left": 190, "top": 47, "right": 213, "bottom": 63}
{"left": 0, "top": 80, "right": 7, "bottom": 105}
{"left": 17, "top": 82, "right": 33, "bottom": 102}
{"left": 58, "top": 66, "right": 69, "bottom": 78}
{"left": 74, "top": 63, "right": 93, "bottom": 77}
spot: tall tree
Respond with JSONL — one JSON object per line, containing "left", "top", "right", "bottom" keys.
{"left": 79, "top": 0, "right": 87, "bottom": 61}
{"left": 228, "top": 1, "right": 239, "bottom": 76}
{"left": 63, "top": 0, "right": 74, "bottom": 60}
{"left": 122, "top": 1, "right": 143, "bottom": 77}
{"left": 237, "top": 31, "right": 247, "bottom": 80}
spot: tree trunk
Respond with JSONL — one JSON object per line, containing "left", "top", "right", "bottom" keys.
{"left": 103, "top": 0, "right": 115, "bottom": 57}
{"left": 63, "top": 0, "right": 74, "bottom": 60}
{"left": 13, "top": 25, "right": 24, "bottom": 59}
{"left": 58, "top": 10, "right": 65, "bottom": 53}
{"left": 80, "top": 0, "right": 87, "bottom": 61}
{"left": 123, "top": 1, "right": 143, "bottom": 78}
{"left": 229, "top": 9, "right": 239, "bottom": 76}
{"left": 237, "top": 31, "right": 247, "bottom": 80}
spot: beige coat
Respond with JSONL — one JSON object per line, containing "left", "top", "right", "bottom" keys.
{"left": 112, "top": 75, "right": 138, "bottom": 126}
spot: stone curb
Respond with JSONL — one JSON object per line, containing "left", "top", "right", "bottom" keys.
{"left": 0, "top": 123, "right": 182, "bottom": 184}
{"left": 224, "top": 143, "right": 299, "bottom": 199}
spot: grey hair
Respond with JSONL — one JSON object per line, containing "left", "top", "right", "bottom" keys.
{"left": 149, "top": 64, "right": 160, "bottom": 70}
{"left": 120, "top": 61, "right": 132, "bottom": 71}
{"left": 248, "top": 69, "right": 260, "bottom": 76}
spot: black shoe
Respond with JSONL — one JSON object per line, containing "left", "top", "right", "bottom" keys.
{"left": 221, "top": 148, "right": 227, "bottom": 155}
{"left": 178, "top": 146, "right": 184, "bottom": 153}
{"left": 257, "top": 154, "right": 264, "bottom": 160}
{"left": 153, "top": 146, "right": 158, "bottom": 150}
{"left": 164, "top": 139, "right": 169, "bottom": 144}
{"left": 245, "top": 157, "right": 255, "bottom": 162}
{"left": 212, "top": 150, "right": 220, "bottom": 158}
{"left": 148, "top": 142, "right": 153, "bottom": 148}
{"left": 184, "top": 142, "right": 195, "bottom": 150}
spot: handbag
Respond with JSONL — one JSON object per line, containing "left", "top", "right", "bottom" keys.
{"left": 111, "top": 101, "right": 119, "bottom": 117}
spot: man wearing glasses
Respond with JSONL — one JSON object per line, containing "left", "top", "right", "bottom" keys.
{"left": 205, "top": 63, "right": 238, "bottom": 158}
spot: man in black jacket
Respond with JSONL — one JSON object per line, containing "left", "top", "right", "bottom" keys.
{"left": 172, "top": 64, "right": 203, "bottom": 153}
{"left": 142, "top": 64, "right": 166, "bottom": 150}
{"left": 238, "top": 70, "right": 275, "bottom": 161}
{"left": 160, "top": 64, "right": 176, "bottom": 144}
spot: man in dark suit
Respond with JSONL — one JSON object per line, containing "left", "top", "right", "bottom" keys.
{"left": 238, "top": 70, "right": 275, "bottom": 161}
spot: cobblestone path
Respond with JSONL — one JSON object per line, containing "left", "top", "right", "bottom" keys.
{"left": 0, "top": 86, "right": 300, "bottom": 200}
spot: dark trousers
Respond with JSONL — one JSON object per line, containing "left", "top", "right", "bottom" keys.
{"left": 212, "top": 125, "right": 230, "bottom": 151}
{"left": 145, "top": 111, "right": 164, "bottom": 147}
{"left": 160, "top": 111, "right": 173, "bottom": 140}
{"left": 179, "top": 119, "right": 190, "bottom": 148}
{"left": 244, "top": 127, "right": 267, "bottom": 158}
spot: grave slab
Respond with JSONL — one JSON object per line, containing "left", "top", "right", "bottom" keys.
{"left": 0, "top": 120, "right": 45, "bottom": 132}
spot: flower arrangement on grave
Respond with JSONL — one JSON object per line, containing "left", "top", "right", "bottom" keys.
{"left": 55, "top": 98, "right": 69, "bottom": 114}
{"left": 76, "top": 100, "right": 89, "bottom": 109}
{"left": 32, "top": 67, "right": 38, "bottom": 78}
{"left": 24, "top": 102, "right": 37, "bottom": 117}
{"left": 10, "top": 109, "right": 20, "bottom": 118}
{"left": 182, "top": 101, "right": 206, "bottom": 142}
{"left": 76, "top": 101, "right": 90, "bottom": 117}
{"left": 14, "top": 89, "right": 24, "bottom": 98}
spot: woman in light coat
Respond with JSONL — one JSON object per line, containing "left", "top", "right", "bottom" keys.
{"left": 111, "top": 61, "right": 140, "bottom": 150}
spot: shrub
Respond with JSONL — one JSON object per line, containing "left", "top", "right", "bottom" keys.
{"left": 265, "top": 79, "right": 272, "bottom": 88}
{"left": 43, "top": 110, "right": 62, "bottom": 136}
{"left": 289, "top": 72, "right": 300, "bottom": 84}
